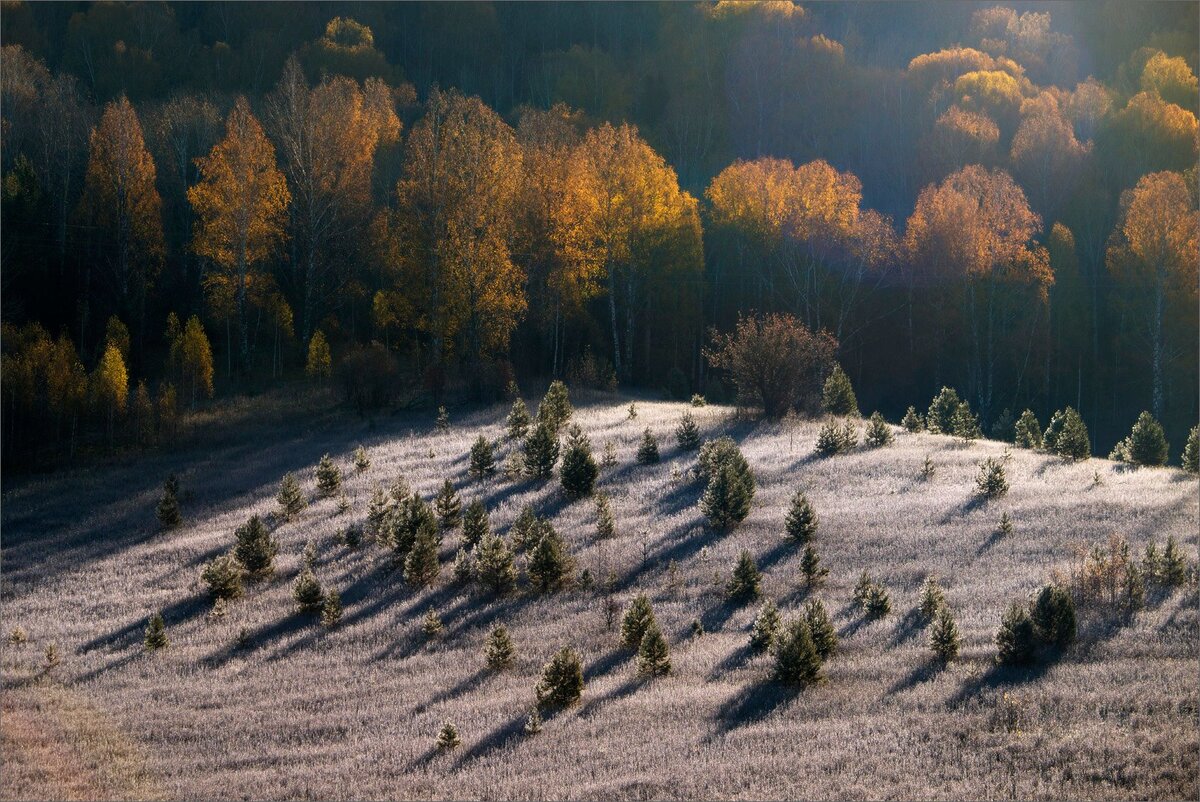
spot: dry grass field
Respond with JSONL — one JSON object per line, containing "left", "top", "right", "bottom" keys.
{"left": 2, "top": 393, "right": 1197, "bottom": 800}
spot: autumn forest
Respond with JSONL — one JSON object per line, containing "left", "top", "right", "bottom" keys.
{"left": 2, "top": 1, "right": 1198, "bottom": 467}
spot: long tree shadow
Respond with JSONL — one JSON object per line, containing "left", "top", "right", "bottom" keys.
{"left": 887, "top": 608, "right": 926, "bottom": 647}
{"left": 584, "top": 648, "right": 632, "bottom": 683}
{"left": 711, "top": 681, "right": 801, "bottom": 736}
{"left": 578, "top": 675, "right": 644, "bottom": 719}
{"left": 701, "top": 597, "right": 752, "bottom": 635}
{"left": 414, "top": 668, "right": 493, "bottom": 715}
{"left": 886, "top": 657, "right": 947, "bottom": 696}
{"left": 938, "top": 494, "right": 990, "bottom": 525}
{"left": 706, "top": 643, "right": 755, "bottom": 681}
{"left": 948, "top": 659, "right": 1056, "bottom": 707}
{"left": 975, "top": 528, "right": 1007, "bottom": 556}
{"left": 78, "top": 592, "right": 210, "bottom": 654}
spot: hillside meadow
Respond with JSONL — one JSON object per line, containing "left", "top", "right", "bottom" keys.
{"left": 2, "top": 393, "right": 1197, "bottom": 800}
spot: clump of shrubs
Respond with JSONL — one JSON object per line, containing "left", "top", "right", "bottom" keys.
{"left": 926, "top": 387, "right": 963, "bottom": 434}
{"left": 853, "top": 571, "right": 891, "bottom": 617}
{"left": 815, "top": 420, "right": 857, "bottom": 456}
{"left": 201, "top": 552, "right": 244, "bottom": 601}
{"left": 1043, "top": 407, "right": 1090, "bottom": 460}
{"left": 1109, "top": 411, "right": 1168, "bottom": 467}
{"left": 773, "top": 617, "right": 823, "bottom": 686}
{"left": 995, "top": 583, "right": 1077, "bottom": 666}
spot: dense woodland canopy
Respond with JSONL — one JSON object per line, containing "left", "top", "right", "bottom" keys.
{"left": 2, "top": 0, "right": 1198, "bottom": 467}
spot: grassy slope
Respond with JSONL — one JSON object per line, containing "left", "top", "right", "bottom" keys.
{"left": 2, "top": 395, "right": 1196, "bottom": 800}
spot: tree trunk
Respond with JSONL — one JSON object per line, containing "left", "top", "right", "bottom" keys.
{"left": 608, "top": 267, "right": 621, "bottom": 381}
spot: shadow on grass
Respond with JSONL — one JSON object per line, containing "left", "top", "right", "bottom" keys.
{"left": 451, "top": 704, "right": 571, "bottom": 769}
{"left": 79, "top": 593, "right": 210, "bottom": 655}
{"left": 887, "top": 608, "right": 926, "bottom": 647}
{"left": 886, "top": 657, "right": 947, "bottom": 696}
{"left": 975, "top": 527, "right": 1007, "bottom": 556}
{"left": 938, "top": 493, "right": 990, "bottom": 524}
{"left": 706, "top": 643, "right": 756, "bottom": 681}
{"left": 578, "top": 675, "right": 644, "bottom": 719}
{"left": 948, "top": 660, "right": 1056, "bottom": 707}
{"left": 414, "top": 668, "right": 493, "bottom": 715}
{"left": 711, "top": 681, "right": 801, "bottom": 735}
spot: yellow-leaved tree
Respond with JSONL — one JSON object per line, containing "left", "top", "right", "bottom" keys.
{"left": 189, "top": 97, "right": 290, "bottom": 375}
{"left": 93, "top": 342, "right": 128, "bottom": 446}
{"left": 390, "top": 88, "right": 524, "bottom": 388}
{"left": 78, "top": 96, "right": 164, "bottom": 350}
{"left": 1106, "top": 171, "right": 1199, "bottom": 419}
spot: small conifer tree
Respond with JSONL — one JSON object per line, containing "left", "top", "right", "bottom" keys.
{"left": 990, "top": 408, "right": 1016, "bottom": 442}
{"left": 691, "top": 618, "right": 705, "bottom": 638}
{"left": 601, "top": 440, "right": 618, "bottom": 468}
{"left": 277, "top": 472, "right": 307, "bottom": 518}
{"left": 484, "top": 623, "right": 515, "bottom": 669}
{"left": 852, "top": 570, "right": 873, "bottom": 606}
{"left": 701, "top": 462, "right": 753, "bottom": 529}
{"left": 461, "top": 500, "right": 490, "bottom": 550}
{"left": 627, "top": 402, "right": 638, "bottom": 420}
{"left": 434, "top": 480, "right": 462, "bottom": 531}
{"left": 469, "top": 435, "right": 496, "bottom": 479}
{"left": 509, "top": 505, "right": 540, "bottom": 551}
{"left": 675, "top": 412, "right": 701, "bottom": 450}
{"left": 404, "top": 519, "right": 442, "bottom": 587}
{"left": 523, "top": 419, "right": 561, "bottom": 479}
{"left": 560, "top": 424, "right": 599, "bottom": 498}
{"left": 926, "top": 387, "right": 963, "bottom": 434}
{"left": 865, "top": 411, "right": 893, "bottom": 447}
{"left": 976, "top": 457, "right": 1009, "bottom": 499}
{"left": 800, "top": 545, "right": 828, "bottom": 586}
{"left": 292, "top": 568, "right": 325, "bottom": 614}
{"left": 321, "top": 590, "right": 343, "bottom": 627}
{"left": 1014, "top": 409, "right": 1043, "bottom": 449}
{"left": 366, "top": 485, "right": 391, "bottom": 540}
{"left": 1030, "top": 584, "right": 1076, "bottom": 648}
{"left": 536, "top": 380, "right": 573, "bottom": 433}
{"left": 996, "top": 601, "right": 1037, "bottom": 666}
{"left": 451, "top": 548, "right": 474, "bottom": 583}
{"left": 822, "top": 364, "right": 859, "bottom": 416}
{"left": 435, "top": 721, "right": 460, "bottom": 751}
{"left": 1182, "top": 425, "right": 1199, "bottom": 474}
{"left": 901, "top": 406, "right": 924, "bottom": 432}
{"left": 620, "top": 594, "right": 657, "bottom": 649}
{"left": 422, "top": 608, "right": 443, "bottom": 640}
{"left": 784, "top": 491, "right": 818, "bottom": 544}
{"left": 920, "top": 454, "right": 936, "bottom": 480}
{"left": 865, "top": 583, "right": 891, "bottom": 617}
{"left": 636, "top": 428, "right": 660, "bottom": 464}
{"left": 749, "top": 599, "right": 781, "bottom": 651}
{"left": 353, "top": 445, "right": 370, "bottom": 473}
{"left": 636, "top": 625, "right": 671, "bottom": 677}
{"left": 44, "top": 643, "right": 59, "bottom": 670}
{"left": 144, "top": 612, "right": 168, "bottom": 651}
{"left": 1047, "top": 407, "right": 1090, "bottom": 460}
{"left": 302, "top": 539, "right": 318, "bottom": 570}
{"left": 951, "top": 402, "right": 982, "bottom": 441}
{"left": 201, "top": 552, "right": 244, "bottom": 600}
{"left": 475, "top": 533, "right": 517, "bottom": 594}
{"left": 157, "top": 481, "right": 182, "bottom": 529}
{"left": 815, "top": 421, "right": 847, "bottom": 457}
{"left": 526, "top": 523, "right": 575, "bottom": 593}
{"left": 392, "top": 493, "right": 437, "bottom": 561}
{"left": 315, "top": 454, "right": 342, "bottom": 497}
{"left": 507, "top": 397, "right": 532, "bottom": 440}
{"left": 435, "top": 406, "right": 450, "bottom": 432}
{"left": 804, "top": 598, "right": 837, "bottom": 659}
{"left": 773, "top": 618, "right": 823, "bottom": 685}
{"left": 726, "top": 550, "right": 762, "bottom": 602}
{"left": 1109, "top": 411, "right": 1169, "bottom": 467}
{"left": 595, "top": 493, "right": 616, "bottom": 540}
{"left": 234, "top": 515, "right": 279, "bottom": 578}
{"left": 524, "top": 707, "right": 543, "bottom": 734}
{"left": 1160, "top": 535, "right": 1188, "bottom": 586}
{"left": 535, "top": 646, "right": 584, "bottom": 708}
{"left": 929, "top": 604, "right": 960, "bottom": 662}
{"left": 998, "top": 512, "right": 1014, "bottom": 537}
{"left": 918, "top": 576, "right": 946, "bottom": 619}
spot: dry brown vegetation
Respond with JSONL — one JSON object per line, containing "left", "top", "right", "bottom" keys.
{"left": 2, "top": 395, "right": 1197, "bottom": 800}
